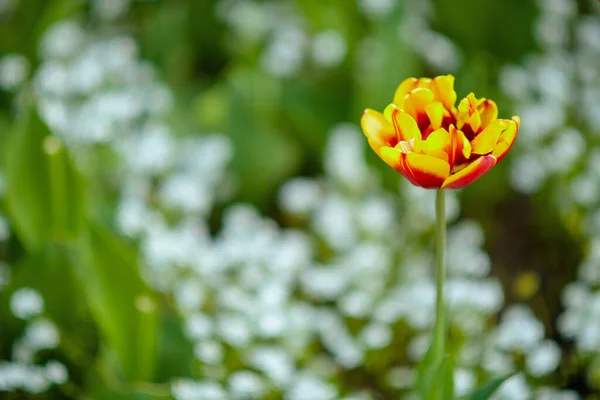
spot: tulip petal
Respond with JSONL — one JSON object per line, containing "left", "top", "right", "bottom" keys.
{"left": 393, "top": 78, "right": 419, "bottom": 105}
{"left": 404, "top": 88, "right": 435, "bottom": 127}
{"left": 383, "top": 103, "right": 395, "bottom": 122}
{"left": 492, "top": 116, "right": 519, "bottom": 162}
{"left": 425, "top": 101, "right": 446, "bottom": 130}
{"left": 466, "top": 111, "right": 482, "bottom": 134}
{"left": 441, "top": 155, "right": 497, "bottom": 189}
{"left": 449, "top": 125, "right": 471, "bottom": 167}
{"left": 405, "top": 152, "right": 450, "bottom": 189}
{"left": 478, "top": 99, "right": 498, "bottom": 130}
{"left": 422, "top": 127, "right": 451, "bottom": 163}
{"left": 432, "top": 75, "right": 457, "bottom": 110}
{"left": 361, "top": 108, "right": 397, "bottom": 153}
{"left": 456, "top": 93, "right": 479, "bottom": 131}
{"left": 392, "top": 107, "right": 422, "bottom": 142}
{"left": 380, "top": 146, "right": 420, "bottom": 186}
{"left": 470, "top": 119, "right": 508, "bottom": 155}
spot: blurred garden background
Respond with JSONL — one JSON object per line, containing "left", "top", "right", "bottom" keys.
{"left": 1, "top": 0, "right": 600, "bottom": 398}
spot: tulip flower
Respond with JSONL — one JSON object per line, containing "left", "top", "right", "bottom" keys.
{"left": 361, "top": 75, "right": 519, "bottom": 189}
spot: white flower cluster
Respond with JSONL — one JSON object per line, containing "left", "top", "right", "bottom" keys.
{"left": 217, "top": 0, "right": 347, "bottom": 75}
{"left": 0, "top": 162, "right": 69, "bottom": 395}
{"left": 164, "top": 122, "right": 542, "bottom": 398}
{"left": 500, "top": 0, "right": 600, "bottom": 390}
{"left": 0, "top": 288, "right": 68, "bottom": 394}
{"left": 501, "top": 0, "right": 599, "bottom": 194}
{"left": 34, "top": 20, "right": 172, "bottom": 155}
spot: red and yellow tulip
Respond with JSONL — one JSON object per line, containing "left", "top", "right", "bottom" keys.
{"left": 361, "top": 75, "right": 519, "bottom": 189}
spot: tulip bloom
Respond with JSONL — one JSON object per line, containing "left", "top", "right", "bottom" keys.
{"left": 361, "top": 75, "right": 519, "bottom": 189}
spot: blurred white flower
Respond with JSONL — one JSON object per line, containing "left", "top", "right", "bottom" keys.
{"left": 494, "top": 374, "right": 530, "bottom": 400}
{"left": 23, "top": 319, "right": 60, "bottom": 350}
{"left": 194, "top": 341, "right": 224, "bottom": 364}
{"left": 0, "top": 54, "right": 29, "bottom": 90}
{"left": 261, "top": 26, "right": 307, "bottom": 77}
{"left": 526, "top": 340, "right": 562, "bottom": 377}
{"left": 325, "top": 124, "right": 373, "bottom": 190}
{"left": 338, "top": 291, "right": 373, "bottom": 318}
{"left": 172, "top": 379, "right": 227, "bottom": 400}
{"left": 535, "top": 14, "right": 570, "bottom": 49}
{"left": 536, "top": 387, "right": 581, "bottom": 400}
{"left": 217, "top": 314, "right": 252, "bottom": 347}
{"left": 279, "top": 178, "right": 321, "bottom": 215}
{"left": 357, "top": 0, "right": 395, "bottom": 18}
{"left": 10, "top": 288, "right": 44, "bottom": 320}
{"left": 44, "top": 361, "right": 68, "bottom": 385}
{"left": 454, "top": 368, "right": 476, "bottom": 397}
{"left": 228, "top": 370, "right": 266, "bottom": 399}
{"left": 250, "top": 346, "right": 295, "bottom": 387}
{"left": 184, "top": 313, "right": 214, "bottom": 340}
{"left": 416, "top": 31, "right": 462, "bottom": 72}
{"left": 492, "top": 306, "right": 545, "bottom": 353}
{"left": 312, "top": 194, "right": 357, "bottom": 250}
{"left": 91, "top": 0, "right": 131, "bottom": 21}
{"left": 385, "top": 366, "right": 414, "bottom": 389}
{"left": 287, "top": 372, "right": 338, "bottom": 400}
{"left": 358, "top": 322, "right": 392, "bottom": 349}
{"left": 510, "top": 154, "right": 548, "bottom": 194}
{"left": 40, "top": 21, "right": 85, "bottom": 59}
{"left": 312, "top": 30, "right": 347, "bottom": 68}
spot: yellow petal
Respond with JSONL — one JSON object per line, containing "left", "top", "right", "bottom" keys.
{"left": 432, "top": 75, "right": 457, "bottom": 110}
{"left": 425, "top": 102, "right": 446, "bottom": 130}
{"left": 403, "top": 88, "right": 435, "bottom": 124}
{"left": 383, "top": 103, "right": 395, "bottom": 123}
{"left": 361, "top": 108, "right": 397, "bottom": 153}
{"left": 478, "top": 99, "right": 498, "bottom": 130}
{"left": 442, "top": 155, "right": 497, "bottom": 189}
{"left": 456, "top": 97, "right": 470, "bottom": 130}
{"left": 393, "top": 78, "right": 419, "bottom": 105}
{"left": 380, "top": 145, "right": 402, "bottom": 170}
{"left": 405, "top": 152, "right": 450, "bottom": 189}
{"left": 380, "top": 146, "right": 420, "bottom": 186}
{"left": 456, "top": 93, "right": 481, "bottom": 130}
{"left": 422, "top": 127, "right": 451, "bottom": 163}
{"left": 449, "top": 125, "right": 471, "bottom": 167}
{"left": 467, "top": 111, "right": 482, "bottom": 133}
{"left": 391, "top": 108, "right": 422, "bottom": 142}
{"left": 470, "top": 119, "right": 508, "bottom": 155}
{"left": 492, "top": 117, "right": 519, "bottom": 162}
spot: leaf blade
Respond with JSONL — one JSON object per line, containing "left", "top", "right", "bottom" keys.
{"left": 465, "top": 373, "right": 516, "bottom": 400}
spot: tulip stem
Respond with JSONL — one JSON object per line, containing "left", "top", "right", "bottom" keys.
{"left": 433, "top": 189, "right": 446, "bottom": 363}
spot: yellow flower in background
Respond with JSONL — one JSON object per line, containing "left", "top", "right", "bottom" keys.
{"left": 361, "top": 75, "right": 519, "bottom": 189}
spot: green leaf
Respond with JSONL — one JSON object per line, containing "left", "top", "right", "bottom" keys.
{"left": 5, "top": 244, "right": 90, "bottom": 339}
{"left": 416, "top": 353, "right": 454, "bottom": 400}
{"left": 154, "top": 313, "right": 195, "bottom": 381}
{"left": 4, "top": 105, "right": 86, "bottom": 250}
{"left": 416, "top": 306, "right": 447, "bottom": 399}
{"left": 464, "top": 373, "right": 516, "bottom": 400}
{"left": 428, "top": 356, "right": 454, "bottom": 400}
{"left": 76, "top": 221, "right": 159, "bottom": 381}
{"left": 88, "top": 364, "right": 172, "bottom": 400}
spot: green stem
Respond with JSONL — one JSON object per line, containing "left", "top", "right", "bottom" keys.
{"left": 433, "top": 189, "right": 446, "bottom": 362}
